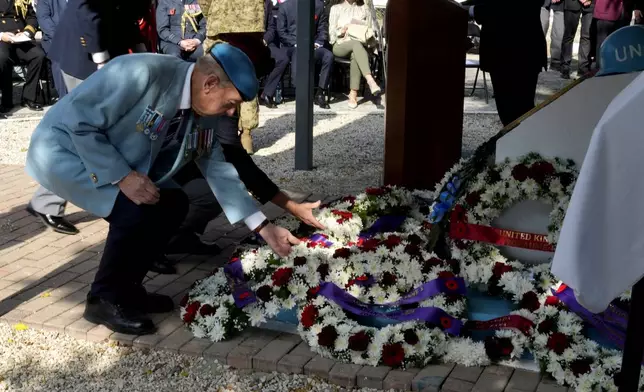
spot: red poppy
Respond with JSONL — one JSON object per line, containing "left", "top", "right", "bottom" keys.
{"left": 511, "top": 164, "right": 530, "bottom": 181}
{"left": 465, "top": 191, "right": 482, "bottom": 206}
{"left": 519, "top": 291, "right": 541, "bottom": 312}
{"left": 294, "top": 256, "right": 307, "bottom": 266}
{"left": 348, "top": 331, "right": 371, "bottom": 351}
{"left": 359, "top": 238, "right": 381, "bottom": 252}
{"left": 492, "top": 262, "right": 513, "bottom": 278}
{"left": 381, "top": 343, "right": 405, "bottom": 367}
{"left": 440, "top": 317, "right": 452, "bottom": 329}
{"left": 308, "top": 286, "right": 320, "bottom": 296}
{"left": 444, "top": 279, "right": 459, "bottom": 291}
{"left": 383, "top": 235, "right": 402, "bottom": 249}
{"left": 229, "top": 257, "right": 240, "bottom": 264}
{"left": 199, "top": 304, "right": 216, "bottom": 317}
{"left": 300, "top": 305, "right": 318, "bottom": 328}
{"left": 547, "top": 332, "right": 570, "bottom": 355}
{"left": 365, "top": 187, "right": 387, "bottom": 196}
{"left": 333, "top": 248, "right": 352, "bottom": 259}
{"left": 271, "top": 267, "right": 294, "bottom": 286}
{"left": 317, "top": 325, "right": 338, "bottom": 347}
{"left": 182, "top": 301, "right": 201, "bottom": 324}
{"left": 239, "top": 292, "right": 250, "bottom": 299}
{"left": 570, "top": 359, "right": 592, "bottom": 376}
{"left": 545, "top": 296, "right": 561, "bottom": 307}
{"left": 356, "top": 275, "right": 369, "bottom": 281}
{"left": 179, "top": 294, "right": 189, "bottom": 308}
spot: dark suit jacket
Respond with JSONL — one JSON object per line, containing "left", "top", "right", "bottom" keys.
{"left": 264, "top": 0, "right": 280, "bottom": 46}
{"left": 35, "top": 0, "right": 67, "bottom": 54}
{"left": 0, "top": 0, "right": 38, "bottom": 35}
{"left": 278, "top": 0, "right": 328, "bottom": 48}
{"left": 48, "top": 0, "right": 148, "bottom": 80}
{"left": 543, "top": 0, "right": 565, "bottom": 11}
{"left": 473, "top": 0, "right": 547, "bottom": 72}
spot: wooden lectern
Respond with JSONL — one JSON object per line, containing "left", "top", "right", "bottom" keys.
{"left": 383, "top": 0, "right": 468, "bottom": 190}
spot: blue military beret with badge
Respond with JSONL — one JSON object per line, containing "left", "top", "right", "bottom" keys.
{"left": 210, "top": 43, "right": 259, "bottom": 102}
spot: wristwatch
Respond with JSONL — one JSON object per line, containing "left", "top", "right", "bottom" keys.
{"left": 254, "top": 219, "right": 270, "bottom": 234}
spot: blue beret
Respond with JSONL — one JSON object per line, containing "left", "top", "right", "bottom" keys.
{"left": 210, "top": 43, "right": 259, "bottom": 102}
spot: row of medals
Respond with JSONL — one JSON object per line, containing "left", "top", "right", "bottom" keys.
{"left": 136, "top": 109, "right": 214, "bottom": 157}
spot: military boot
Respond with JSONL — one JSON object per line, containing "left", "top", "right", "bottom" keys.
{"left": 240, "top": 129, "right": 254, "bottom": 155}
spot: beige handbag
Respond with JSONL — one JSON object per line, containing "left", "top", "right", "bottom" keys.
{"left": 347, "top": 24, "right": 375, "bottom": 45}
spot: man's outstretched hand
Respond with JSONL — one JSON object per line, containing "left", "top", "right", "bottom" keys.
{"left": 286, "top": 200, "right": 326, "bottom": 230}
{"left": 118, "top": 171, "right": 160, "bottom": 205}
{"left": 259, "top": 223, "right": 301, "bottom": 257}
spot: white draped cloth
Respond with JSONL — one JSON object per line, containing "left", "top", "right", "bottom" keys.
{"left": 552, "top": 72, "right": 644, "bottom": 314}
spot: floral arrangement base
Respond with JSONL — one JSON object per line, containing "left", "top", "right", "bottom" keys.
{"left": 180, "top": 154, "right": 642, "bottom": 392}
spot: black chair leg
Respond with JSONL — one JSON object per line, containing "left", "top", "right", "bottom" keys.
{"left": 470, "top": 67, "right": 480, "bottom": 97}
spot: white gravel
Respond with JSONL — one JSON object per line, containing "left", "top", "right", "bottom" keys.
{"left": 0, "top": 323, "right": 392, "bottom": 392}
{"left": 0, "top": 113, "right": 500, "bottom": 197}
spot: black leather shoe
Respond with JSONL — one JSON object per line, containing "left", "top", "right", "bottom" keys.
{"left": 83, "top": 295, "right": 156, "bottom": 335}
{"left": 315, "top": 92, "right": 330, "bottom": 109}
{"left": 22, "top": 100, "right": 43, "bottom": 111}
{"left": 259, "top": 94, "right": 277, "bottom": 109}
{"left": 141, "top": 293, "right": 175, "bottom": 313}
{"left": 149, "top": 256, "right": 177, "bottom": 275}
{"left": 165, "top": 233, "right": 222, "bottom": 255}
{"left": 560, "top": 70, "right": 571, "bottom": 80}
{"left": 26, "top": 205, "right": 79, "bottom": 235}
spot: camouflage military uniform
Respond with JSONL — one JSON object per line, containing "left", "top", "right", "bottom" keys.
{"left": 199, "top": 0, "right": 265, "bottom": 153}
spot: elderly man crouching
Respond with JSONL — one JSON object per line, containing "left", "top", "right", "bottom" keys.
{"left": 25, "top": 44, "right": 299, "bottom": 335}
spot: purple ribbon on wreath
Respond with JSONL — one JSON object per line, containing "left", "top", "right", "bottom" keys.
{"left": 554, "top": 286, "right": 643, "bottom": 362}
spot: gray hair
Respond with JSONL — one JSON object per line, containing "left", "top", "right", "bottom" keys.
{"left": 195, "top": 54, "right": 232, "bottom": 86}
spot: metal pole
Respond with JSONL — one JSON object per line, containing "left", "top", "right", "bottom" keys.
{"left": 618, "top": 277, "right": 644, "bottom": 392}
{"left": 294, "top": 0, "right": 315, "bottom": 170}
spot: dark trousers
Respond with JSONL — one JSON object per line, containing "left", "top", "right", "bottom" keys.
{"left": 50, "top": 59, "right": 67, "bottom": 99}
{"left": 172, "top": 162, "right": 221, "bottom": 238}
{"left": 490, "top": 69, "right": 540, "bottom": 126}
{"left": 0, "top": 41, "right": 46, "bottom": 105}
{"left": 263, "top": 44, "right": 289, "bottom": 98}
{"left": 286, "top": 46, "right": 334, "bottom": 90}
{"left": 160, "top": 43, "right": 205, "bottom": 62}
{"left": 91, "top": 189, "right": 189, "bottom": 302}
{"left": 590, "top": 18, "right": 629, "bottom": 69}
{"left": 562, "top": 8, "right": 593, "bottom": 74}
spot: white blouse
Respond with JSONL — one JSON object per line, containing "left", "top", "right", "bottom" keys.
{"left": 328, "top": 1, "right": 372, "bottom": 45}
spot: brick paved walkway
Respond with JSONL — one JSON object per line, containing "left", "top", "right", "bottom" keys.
{"left": 0, "top": 164, "right": 569, "bottom": 392}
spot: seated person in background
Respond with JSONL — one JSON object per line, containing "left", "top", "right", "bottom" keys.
{"left": 329, "top": 0, "right": 381, "bottom": 109}
{"left": 36, "top": 0, "right": 68, "bottom": 99}
{"left": 259, "top": 0, "right": 290, "bottom": 109}
{"left": 157, "top": 0, "right": 206, "bottom": 61}
{"left": 278, "top": 0, "right": 333, "bottom": 109}
{"left": 0, "top": 0, "right": 46, "bottom": 113}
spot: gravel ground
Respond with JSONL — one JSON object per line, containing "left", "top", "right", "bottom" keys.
{"left": 0, "top": 113, "right": 500, "bottom": 196}
{"left": 0, "top": 323, "right": 390, "bottom": 392}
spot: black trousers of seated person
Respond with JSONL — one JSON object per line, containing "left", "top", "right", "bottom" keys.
{"left": 90, "top": 189, "right": 188, "bottom": 303}
{"left": 285, "top": 46, "right": 334, "bottom": 90}
{"left": 0, "top": 41, "right": 46, "bottom": 106}
{"left": 263, "top": 44, "right": 289, "bottom": 98}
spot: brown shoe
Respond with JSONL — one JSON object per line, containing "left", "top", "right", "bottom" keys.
{"left": 240, "top": 129, "right": 254, "bottom": 155}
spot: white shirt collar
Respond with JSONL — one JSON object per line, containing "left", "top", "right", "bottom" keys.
{"left": 179, "top": 64, "right": 195, "bottom": 110}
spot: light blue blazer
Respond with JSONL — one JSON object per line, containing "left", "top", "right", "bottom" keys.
{"left": 26, "top": 54, "right": 259, "bottom": 224}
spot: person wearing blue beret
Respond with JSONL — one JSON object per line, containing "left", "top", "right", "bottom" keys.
{"left": 25, "top": 43, "right": 301, "bottom": 335}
